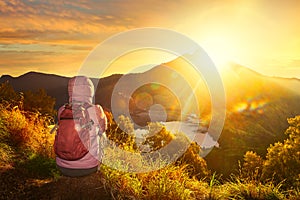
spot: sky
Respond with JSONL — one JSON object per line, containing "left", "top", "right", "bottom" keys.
{"left": 0, "top": 0, "right": 300, "bottom": 78}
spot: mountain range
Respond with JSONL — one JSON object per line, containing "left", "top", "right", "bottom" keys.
{"left": 1, "top": 59, "right": 299, "bottom": 176}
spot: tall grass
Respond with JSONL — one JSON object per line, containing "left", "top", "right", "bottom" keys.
{"left": 0, "top": 103, "right": 57, "bottom": 177}
{"left": 217, "top": 175, "right": 285, "bottom": 200}
{"left": 0, "top": 104, "right": 54, "bottom": 156}
{"left": 100, "top": 163, "right": 291, "bottom": 200}
{"left": 101, "top": 163, "right": 197, "bottom": 200}
{"left": 98, "top": 114, "right": 300, "bottom": 199}
{"left": 0, "top": 101, "right": 298, "bottom": 199}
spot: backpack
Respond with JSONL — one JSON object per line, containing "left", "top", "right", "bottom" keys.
{"left": 54, "top": 103, "right": 94, "bottom": 161}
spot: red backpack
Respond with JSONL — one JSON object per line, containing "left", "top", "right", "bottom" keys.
{"left": 54, "top": 103, "right": 94, "bottom": 161}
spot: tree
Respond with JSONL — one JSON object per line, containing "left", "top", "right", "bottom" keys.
{"left": 0, "top": 81, "right": 20, "bottom": 105}
{"left": 105, "top": 114, "right": 137, "bottom": 151}
{"left": 23, "top": 89, "right": 56, "bottom": 116}
{"left": 143, "top": 122, "right": 174, "bottom": 151}
{"left": 177, "top": 141, "right": 210, "bottom": 178}
{"left": 262, "top": 116, "right": 300, "bottom": 187}
{"left": 0, "top": 82, "right": 56, "bottom": 118}
{"left": 240, "top": 151, "right": 263, "bottom": 180}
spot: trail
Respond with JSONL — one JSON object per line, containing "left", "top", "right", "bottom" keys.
{"left": 0, "top": 165, "right": 112, "bottom": 200}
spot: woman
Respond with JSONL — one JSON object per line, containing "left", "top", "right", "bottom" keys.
{"left": 55, "top": 76, "right": 107, "bottom": 177}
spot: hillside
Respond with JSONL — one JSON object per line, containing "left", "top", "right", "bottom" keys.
{"left": 1, "top": 62, "right": 300, "bottom": 198}
{"left": 1, "top": 61, "right": 300, "bottom": 176}
{"left": 0, "top": 95, "right": 299, "bottom": 199}
{"left": 206, "top": 63, "right": 300, "bottom": 175}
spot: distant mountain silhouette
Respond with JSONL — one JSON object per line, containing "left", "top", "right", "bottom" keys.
{"left": 0, "top": 72, "right": 70, "bottom": 108}
{"left": 0, "top": 72, "right": 122, "bottom": 112}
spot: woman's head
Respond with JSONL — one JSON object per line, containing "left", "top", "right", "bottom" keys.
{"left": 68, "top": 76, "right": 94, "bottom": 103}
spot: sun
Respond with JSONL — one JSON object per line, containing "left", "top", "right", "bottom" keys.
{"left": 200, "top": 35, "right": 238, "bottom": 69}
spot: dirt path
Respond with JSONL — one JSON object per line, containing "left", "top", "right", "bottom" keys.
{"left": 0, "top": 166, "right": 112, "bottom": 200}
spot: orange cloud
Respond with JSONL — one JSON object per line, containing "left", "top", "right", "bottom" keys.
{"left": 0, "top": 0, "right": 206, "bottom": 44}
{"left": 0, "top": 0, "right": 135, "bottom": 45}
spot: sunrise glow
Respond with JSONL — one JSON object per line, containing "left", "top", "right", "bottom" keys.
{"left": 0, "top": 0, "right": 299, "bottom": 78}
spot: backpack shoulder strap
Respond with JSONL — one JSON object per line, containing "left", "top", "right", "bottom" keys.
{"left": 80, "top": 103, "right": 95, "bottom": 130}
{"left": 51, "top": 104, "right": 68, "bottom": 134}
{"left": 83, "top": 102, "right": 93, "bottom": 109}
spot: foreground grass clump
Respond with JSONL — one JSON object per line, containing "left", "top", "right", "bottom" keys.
{"left": 0, "top": 103, "right": 57, "bottom": 177}
{"left": 100, "top": 164, "right": 290, "bottom": 200}
{"left": 99, "top": 114, "right": 299, "bottom": 199}
{"left": 217, "top": 177, "right": 285, "bottom": 200}
{"left": 0, "top": 105, "right": 54, "bottom": 155}
{"left": 100, "top": 164, "right": 207, "bottom": 200}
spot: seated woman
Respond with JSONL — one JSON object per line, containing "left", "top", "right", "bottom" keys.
{"left": 55, "top": 76, "right": 107, "bottom": 177}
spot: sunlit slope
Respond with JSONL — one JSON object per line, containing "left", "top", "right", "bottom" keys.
{"left": 205, "top": 63, "right": 300, "bottom": 176}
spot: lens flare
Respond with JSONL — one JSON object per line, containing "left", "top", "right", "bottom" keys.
{"left": 233, "top": 98, "right": 268, "bottom": 113}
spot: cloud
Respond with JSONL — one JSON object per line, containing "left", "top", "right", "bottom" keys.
{"left": 0, "top": 0, "right": 215, "bottom": 44}
{"left": 1, "top": 0, "right": 300, "bottom": 45}
{"left": 0, "top": 0, "right": 134, "bottom": 44}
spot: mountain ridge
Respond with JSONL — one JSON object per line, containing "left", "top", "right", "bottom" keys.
{"left": 1, "top": 63, "right": 299, "bottom": 82}
{"left": 1, "top": 62, "right": 300, "bottom": 176}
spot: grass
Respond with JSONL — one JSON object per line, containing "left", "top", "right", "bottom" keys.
{"left": 16, "top": 153, "right": 59, "bottom": 178}
{"left": 0, "top": 104, "right": 58, "bottom": 177}
{"left": 99, "top": 142, "right": 293, "bottom": 200}
{"left": 217, "top": 176, "right": 285, "bottom": 200}
{"left": 102, "top": 169, "right": 296, "bottom": 200}
{"left": 99, "top": 116, "right": 299, "bottom": 199}
{"left": 100, "top": 164, "right": 195, "bottom": 200}
{"left": 99, "top": 164, "right": 293, "bottom": 200}
{"left": 0, "top": 102, "right": 299, "bottom": 199}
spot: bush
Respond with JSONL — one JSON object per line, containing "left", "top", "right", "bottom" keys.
{"left": 101, "top": 113, "right": 213, "bottom": 199}
{"left": 0, "top": 81, "right": 20, "bottom": 105}
{"left": 105, "top": 114, "right": 137, "bottom": 151}
{"left": 177, "top": 142, "right": 210, "bottom": 179}
{"left": 23, "top": 89, "right": 56, "bottom": 117}
{"left": 143, "top": 122, "right": 174, "bottom": 152}
{"left": 262, "top": 116, "right": 300, "bottom": 188}
{"left": 0, "top": 105, "right": 55, "bottom": 157}
{"left": 240, "top": 151, "right": 263, "bottom": 181}
{"left": 0, "top": 142, "right": 14, "bottom": 164}
{"left": 0, "top": 82, "right": 56, "bottom": 117}
{"left": 240, "top": 115, "right": 300, "bottom": 190}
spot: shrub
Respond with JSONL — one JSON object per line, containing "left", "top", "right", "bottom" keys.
{"left": 105, "top": 114, "right": 137, "bottom": 151}
{"left": 0, "top": 81, "right": 20, "bottom": 105}
{"left": 0, "top": 82, "right": 56, "bottom": 117}
{"left": 23, "top": 89, "right": 56, "bottom": 117}
{"left": 240, "top": 116, "right": 300, "bottom": 189}
{"left": 0, "top": 142, "right": 14, "bottom": 164}
{"left": 143, "top": 122, "right": 174, "bottom": 152}
{"left": 176, "top": 141, "right": 210, "bottom": 179}
{"left": 240, "top": 151, "right": 263, "bottom": 181}
{"left": 0, "top": 105, "right": 55, "bottom": 157}
{"left": 262, "top": 116, "right": 300, "bottom": 188}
